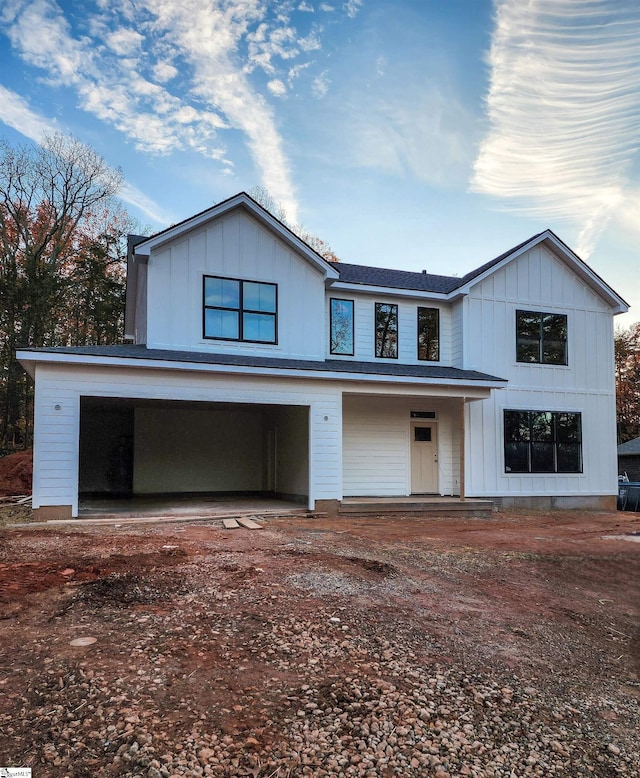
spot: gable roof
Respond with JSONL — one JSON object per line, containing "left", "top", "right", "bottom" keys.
{"left": 133, "top": 191, "right": 340, "bottom": 280}
{"left": 333, "top": 229, "right": 628, "bottom": 313}
{"left": 618, "top": 437, "right": 640, "bottom": 455}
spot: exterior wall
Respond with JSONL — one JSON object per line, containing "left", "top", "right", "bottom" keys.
{"left": 450, "top": 299, "right": 463, "bottom": 369}
{"left": 146, "top": 210, "right": 326, "bottom": 359}
{"left": 31, "top": 363, "right": 341, "bottom": 515}
{"left": 342, "top": 394, "right": 461, "bottom": 497}
{"left": 326, "top": 292, "right": 451, "bottom": 365}
{"left": 271, "top": 406, "right": 309, "bottom": 499}
{"left": 463, "top": 244, "right": 619, "bottom": 499}
{"left": 133, "top": 406, "right": 264, "bottom": 493}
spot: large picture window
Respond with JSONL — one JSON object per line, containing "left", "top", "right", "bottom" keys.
{"left": 516, "top": 310, "right": 567, "bottom": 365}
{"left": 375, "top": 302, "right": 398, "bottom": 358}
{"left": 504, "top": 410, "right": 582, "bottom": 473}
{"left": 417, "top": 307, "right": 439, "bottom": 361}
{"left": 330, "top": 298, "right": 354, "bottom": 355}
{"left": 203, "top": 275, "right": 277, "bottom": 343}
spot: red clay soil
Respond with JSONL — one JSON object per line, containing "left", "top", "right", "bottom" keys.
{"left": 0, "top": 449, "right": 33, "bottom": 496}
{"left": 0, "top": 510, "right": 638, "bottom": 776}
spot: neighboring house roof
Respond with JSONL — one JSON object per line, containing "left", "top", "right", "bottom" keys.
{"left": 17, "top": 345, "right": 506, "bottom": 386}
{"left": 618, "top": 437, "right": 640, "bottom": 455}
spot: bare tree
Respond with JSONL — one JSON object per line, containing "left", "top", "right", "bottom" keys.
{"left": 247, "top": 186, "right": 338, "bottom": 262}
{"left": 0, "top": 133, "right": 123, "bottom": 449}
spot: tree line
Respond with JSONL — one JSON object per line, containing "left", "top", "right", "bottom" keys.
{"left": 0, "top": 134, "right": 133, "bottom": 451}
{"left": 615, "top": 322, "right": 640, "bottom": 444}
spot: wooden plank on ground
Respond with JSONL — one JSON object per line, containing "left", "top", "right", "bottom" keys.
{"left": 222, "top": 518, "right": 240, "bottom": 529}
{"left": 236, "top": 517, "right": 263, "bottom": 530}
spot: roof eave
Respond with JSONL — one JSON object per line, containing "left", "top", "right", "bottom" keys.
{"left": 16, "top": 349, "right": 506, "bottom": 391}
{"left": 452, "top": 230, "right": 629, "bottom": 312}
{"left": 133, "top": 193, "right": 339, "bottom": 280}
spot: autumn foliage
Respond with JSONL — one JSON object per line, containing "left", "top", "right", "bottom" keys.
{"left": 615, "top": 322, "right": 640, "bottom": 444}
{"left": 0, "top": 134, "right": 133, "bottom": 451}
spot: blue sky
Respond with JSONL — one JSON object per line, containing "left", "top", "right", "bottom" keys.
{"left": 1, "top": 0, "right": 639, "bottom": 325}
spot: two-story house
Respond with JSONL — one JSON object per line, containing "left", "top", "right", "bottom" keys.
{"left": 17, "top": 192, "right": 628, "bottom": 520}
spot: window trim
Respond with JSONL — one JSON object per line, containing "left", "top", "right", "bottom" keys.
{"left": 374, "top": 301, "right": 399, "bottom": 359}
{"left": 515, "top": 309, "right": 568, "bottom": 366}
{"left": 329, "top": 297, "right": 355, "bottom": 356}
{"left": 203, "top": 275, "right": 278, "bottom": 344}
{"left": 503, "top": 409, "right": 583, "bottom": 474}
{"left": 417, "top": 306, "right": 440, "bottom": 362}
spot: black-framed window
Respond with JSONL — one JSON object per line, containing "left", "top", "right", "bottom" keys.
{"left": 203, "top": 275, "right": 277, "bottom": 343}
{"left": 330, "top": 298, "right": 354, "bottom": 355}
{"left": 504, "top": 410, "right": 582, "bottom": 473}
{"left": 417, "top": 307, "right": 439, "bottom": 361}
{"left": 516, "top": 310, "right": 567, "bottom": 365}
{"left": 375, "top": 302, "right": 398, "bottom": 358}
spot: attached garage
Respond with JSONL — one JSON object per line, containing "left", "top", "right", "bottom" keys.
{"left": 79, "top": 397, "right": 309, "bottom": 505}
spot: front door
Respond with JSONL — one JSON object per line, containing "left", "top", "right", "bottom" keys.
{"left": 411, "top": 423, "right": 438, "bottom": 494}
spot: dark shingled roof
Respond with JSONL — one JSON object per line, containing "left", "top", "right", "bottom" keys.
{"left": 335, "top": 262, "right": 460, "bottom": 294}
{"left": 335, "top": 234, "right": 542, "bottom": 294}
{"left": 20, "top": 345, "right": 506, "bottom": 384}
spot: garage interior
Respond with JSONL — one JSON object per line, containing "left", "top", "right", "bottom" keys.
{"left": 78, "top": 397, "right": 309, "bottom": 517}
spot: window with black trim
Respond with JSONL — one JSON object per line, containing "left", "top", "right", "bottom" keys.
{"left": 417, "top": 307, "right": 439, "bottom": 361}
{"left": 375, "top": 302, "right": 398, "bottom": 358}
{"left": 330, "top": 298, "right": 354, "bottom": 355}
{"left": 504, "top": 410, "right": 582, "bottom": 473}
{"left": 203, "top": 275, "right": 277, "bottom": 343}
{"left": 516, "top": 310, "right": 567, "bottom": 364}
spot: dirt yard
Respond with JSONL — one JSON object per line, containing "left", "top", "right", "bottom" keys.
{"left": 0, "top": 510, "right": 638, "bottom": 777}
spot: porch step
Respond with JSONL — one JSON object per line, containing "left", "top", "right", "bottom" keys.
{"left": 338, "top": 498, "right": 494, "bottom": 518}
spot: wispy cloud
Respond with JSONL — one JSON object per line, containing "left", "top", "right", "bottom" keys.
{"left": 346, "top": 71, "right": 476, "bottom": 188}
{"left": 0, "top": 83, "right": 173, "bottom": 225}
{"left": 0, "top": 0, "right": 361, "bottom": 222}
{"left": 0, "top": 84, "right": 59, "bottom": 142}
{"left": 472, "top": 0, "right": 640, "bottom": 256}
{"left": 119, "top": 181, "right": 176, "bottom": 225}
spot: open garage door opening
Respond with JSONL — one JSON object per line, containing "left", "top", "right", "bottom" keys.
{"left": 78, "top": 397, "right": 310, "bottom": 515}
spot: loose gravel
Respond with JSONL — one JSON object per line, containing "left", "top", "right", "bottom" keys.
{"left": 1, "top": 519, "right": 638, "bottom": 777}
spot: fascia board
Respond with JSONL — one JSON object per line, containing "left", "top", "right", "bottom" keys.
{"left": 134, "top": 194, "right": 339, "bottom": 279}
{"left": 16, "top": 350, "right": 506, "bottom": 392}
{"left": 454, "top": 230, "right": 628, "bottom": 313}
{"left": 327, "top": 281, "right": 451, "bottom": 301}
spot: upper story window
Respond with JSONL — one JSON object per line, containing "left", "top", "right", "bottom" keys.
{"left": 417, "top": 307, "right": 439, "bottom": 361}
{"left": 375, "top": 302, "right": 398, "bottom": 358}
{"left": 203, "top": 275, "right": 277, "bottom": 344}
{"left": 504, "top": 410, "right": 582, "bottom": 473}
{"left": 516, "top": 310, "right": 567, "bottom": 365}
{"left": 330, "top": 298, "right": 354, "bottom": 356}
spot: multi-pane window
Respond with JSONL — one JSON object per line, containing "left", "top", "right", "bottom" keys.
{"left": 330, "top": 298, "right": 354, "bottom": 355}
{"left": 203, "top": 276, "right": 277, "bottom": 343}
{"left": 504, "top": 410, "right": 582, "bottom": 473}
{"left": 375, "top": 302, "right": 398, "bottom": 358}
{"left": 516, "top": 310, "right": 567, "bottom": 365}
{"left": 417, "top": 307, "right": 439, "bottom": 361}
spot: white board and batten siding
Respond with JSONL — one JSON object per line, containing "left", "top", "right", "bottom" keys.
{"left": 463, "top": 244, "right": 619, "bottom": 498}
{"left": 31, "top": 363, "right": 342, "bottom": 515}
{"left": 327, "top": 292, "right": 451, "bottom": 365}
{"left": 146, "top": 210, "right": 326, "bottom": 360}
{"left": 342, "top": 395, "right": 461, "bottom": 497}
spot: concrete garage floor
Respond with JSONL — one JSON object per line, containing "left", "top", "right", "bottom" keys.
{"left": 78, "top": 494, "right": 307, "bottom": 521}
